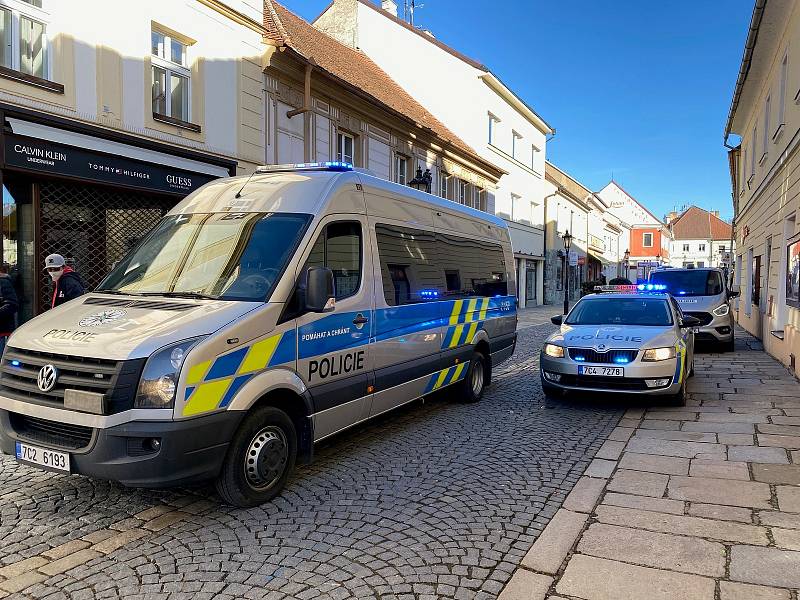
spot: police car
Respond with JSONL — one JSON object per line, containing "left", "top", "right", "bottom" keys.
{"left": 540, "top": 285, "right": 700, "bottom": 406}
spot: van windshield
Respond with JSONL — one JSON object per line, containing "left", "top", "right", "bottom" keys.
{"left": 649, "top": 270, "right": 723, "bottom": 297}
{"left": 97, "top": 212, "right": 311, "bottom": 301}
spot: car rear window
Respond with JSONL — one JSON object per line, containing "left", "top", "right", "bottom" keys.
{"left": 649, "top": 270, "right": 723, "bottom": 296}
{"left": 565, "top": 297, "right": 673, "bottom": 326}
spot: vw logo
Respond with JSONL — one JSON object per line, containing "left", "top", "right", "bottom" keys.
{"left": 37, "top": 364, "right": 58, "bottom": 393}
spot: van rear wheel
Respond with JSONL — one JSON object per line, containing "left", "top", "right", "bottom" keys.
{"left": 215, "top": 406, "right": 297, "bottom": 508}
{"left": 459, "top": 351, "right": 487, "bottom": 403}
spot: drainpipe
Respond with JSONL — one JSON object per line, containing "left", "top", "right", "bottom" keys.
{"left": 287, "top": 62, "right": 314, "bottom": 162}
{"left": 542, "top": 189, "right": 559, "bottom": 305}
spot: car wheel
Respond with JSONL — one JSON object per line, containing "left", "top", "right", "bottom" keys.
{"left": 459, "top": 351, "right": 487, "bottom": 403}
{"left": 541, "top": 380, "right": 562, "bottom": 401}
{"left": 215, "top": 406, "right": 297, "bottom": 508}
{"left": 669, "top": 379, "right": 687, "bottom": 407}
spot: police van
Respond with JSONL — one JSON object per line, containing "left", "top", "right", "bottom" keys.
{"left": 0, "top": 162, "right": 517, "bottom": 506}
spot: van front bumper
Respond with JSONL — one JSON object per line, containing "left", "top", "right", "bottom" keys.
{"left": 0, "top": 408, "right": 244, "bottom": 488}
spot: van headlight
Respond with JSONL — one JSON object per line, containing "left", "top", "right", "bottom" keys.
{"left": 135, "top": 338, "right": 202, "bottom": 409}
{"left": 544, "top": 343, "right": 565, "bottom": 358}
{"left": 712, "top": 304, "right": 730, "bottom": 317}
{"left": 642, "top": 347, "right": 676, "bottom": 362}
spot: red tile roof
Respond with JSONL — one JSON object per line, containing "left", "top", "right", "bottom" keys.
{"left": 670, "top": 206, "right": 733, "bottom": 241}
{"left": 263, "top": 0, "right": 502, "bottom": 178}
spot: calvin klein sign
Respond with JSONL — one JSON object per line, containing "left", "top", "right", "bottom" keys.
{"left": 4, "top": 134, "right": 218, "bottom": 195}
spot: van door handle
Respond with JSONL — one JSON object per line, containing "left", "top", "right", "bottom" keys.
{"left": 352, "top": 314, "right": 369, "bottom": 325}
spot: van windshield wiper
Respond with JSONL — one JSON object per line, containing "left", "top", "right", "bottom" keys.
{"left": 138, "top": 291, "right": 219, "bottom": 300}
{"left": 94, "top": 289, "right": 146, "bottom": 296}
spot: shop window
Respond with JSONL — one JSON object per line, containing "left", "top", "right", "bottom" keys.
{"left": 337, "top": 132, "right": 354, "bottom": 164}
{"left": 151, "top": 30, "right": 191, "bottom": 124}
{"left": 787, "top": 235, "right": 800, "bottom": 309}
{"left": 0, "top": 1, "right": 48, "bottom": 80}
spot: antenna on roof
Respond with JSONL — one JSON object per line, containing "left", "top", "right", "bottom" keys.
{"left": 403, "top": 0, "right": 424, "bottom": 26}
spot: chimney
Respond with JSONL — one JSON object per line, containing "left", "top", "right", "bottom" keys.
{"left": 665, "top": 211, "right": 678, "bottom": 224}
{"left": 381, "top": 0, "right": 398, "bottom": 17}
{"left": 712, "top": 210, "right": 720, "bottom": 218}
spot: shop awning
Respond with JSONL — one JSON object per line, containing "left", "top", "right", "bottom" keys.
{"left": 588, "top": 251, "right": 610, "bottom": 265}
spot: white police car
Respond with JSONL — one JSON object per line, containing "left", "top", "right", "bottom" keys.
{"left": 540, "top": 285, "right": 700, "bottom": 406}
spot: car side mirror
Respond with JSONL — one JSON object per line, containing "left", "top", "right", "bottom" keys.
{"left": 681, "top": 315, "right": 701, "bottom": 328}
{"left": 728, "top": 285, "right": 740, "bottom": 299}
{"left": 305, "top": 267, "right": 336, "bottom": 313}
{"left": 550, "top": 315, "right": 563, "bottom": 326}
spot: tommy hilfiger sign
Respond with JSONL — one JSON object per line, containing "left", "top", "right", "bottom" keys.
{"left": 4, "top": 134, "right": 217, "bottom": 195}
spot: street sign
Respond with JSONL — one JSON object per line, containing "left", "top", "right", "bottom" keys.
{"left": 569, "top": 251, "right": 578, "bottom": 267}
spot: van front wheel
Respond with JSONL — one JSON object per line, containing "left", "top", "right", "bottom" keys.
{"left": 459, "top": 351, "right": 487, "bottom": 403}
{"left": 215, "top": 406, "right": 297, "bottom": 507}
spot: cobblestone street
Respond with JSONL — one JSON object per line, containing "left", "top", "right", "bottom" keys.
{"left": 0, "top": 324, "right": 622, "bottom": 600}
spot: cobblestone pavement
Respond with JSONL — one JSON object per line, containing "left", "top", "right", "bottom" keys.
{"left": 501, "top": 327, "right": 800, "bottom": 600}
{"left": 0, "top": 324, "right": 623, "bottom": 600}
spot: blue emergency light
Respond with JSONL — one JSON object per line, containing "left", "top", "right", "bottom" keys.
{"left": 256, "top": 161, "right": 354, "bottom": 174}
{"left": 10, "top": 360, "right": 20, "bottom": 367}
{"left": 419, "top": 289, "right": 439, "bottom": 299}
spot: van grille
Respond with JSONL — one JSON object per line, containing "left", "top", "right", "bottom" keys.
{"left": 9, "top": 413, "right": 93, "bottom": 450}
{"left": 0, "top": 348, "right": 146, "bottom": 414}
{"left": 684, "top": 312, "right": 714, "bottom": 326}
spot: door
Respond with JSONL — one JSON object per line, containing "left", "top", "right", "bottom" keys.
{"left": 294, "top": 217, "right": 375, "bottom": 440}
{"left": 525, "top": 260, "right": 537, "bottom": 303}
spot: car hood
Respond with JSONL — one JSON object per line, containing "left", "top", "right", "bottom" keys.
{"left": 548, "top": 324, "right": 677, "bottom": 350}
{"left": 7, "top": 295, "right": 264, "bottom": 360}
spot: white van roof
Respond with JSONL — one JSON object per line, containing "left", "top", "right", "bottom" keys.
{"left": 169, "top": 163, "right": 508, "bottom": 231}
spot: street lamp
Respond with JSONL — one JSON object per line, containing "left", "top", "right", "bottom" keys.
{"left": 562, "top": 230, "right": 573, "bottom": 315}
{"left": 409, "top": 167, "right": 432, "bottom": 193}
{"left": 656, "top": 253, "right": 662, "bottom": 266}
{"left": 623, "top": 249, "right": 630, "bottom": 278}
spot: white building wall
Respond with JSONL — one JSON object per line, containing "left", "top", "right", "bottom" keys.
{"left": 598, "top": 182, "right": 660, "bottom": 226}
{"left": 670, "top": 239, "right": 733, "bottom": 268}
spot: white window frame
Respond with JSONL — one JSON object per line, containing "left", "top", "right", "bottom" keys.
{"left": 0, "top": 0, "right": 50, "bottom": 79}
{"left": 488, "top": 113, "right": 500, "bottom": 146}
{"left": 776, "top": 52, "right": 788, "bottom": 140}
{"left": 699, "top": 243, "right": 706, "bottom": 252}
{"left": 643, "top": 232, "right": 653, "bottom": 247}
{"left": 439, "top": 172, "right": 449, "bottom": 199}
{"left": 749, "top": 127, "right": 756, "bottom": 182}
{"left": 531, "top": 144, "right": 541, "bottom": 174}
{"left": 151, "top": 29, "right": 192, "bottom": 122}
{"left": 394, "top": 154, "right": 408, "bottom": 185}
{"left": 761, "top": 96, "right": 770, "bottom": 160}
{"left": 474, "top": 187, "right": 486, "bottom": 212}
{"left": 458, "top": 179, "right": 468, "bottom": 206}
{"left": 511, "top": 130, "right": 522, "bottom": 160}
{"left": 683, "top": 243, "right": 689, "bottom": 252}
{"left": 336, "top": 132, "right": 354, "bottom": 164}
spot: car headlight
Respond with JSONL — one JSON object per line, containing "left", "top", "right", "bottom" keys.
{"left": 642, "top": 347, "right": 676, "bottom": 362}
{"left": 712, "top": 304, "right": 730, "bottom": 317}
{"left": 135, "top": 338, "right": 203, "bottom": 409}
{"left": 544, "top": 343, "right": 565, "bottom": 358}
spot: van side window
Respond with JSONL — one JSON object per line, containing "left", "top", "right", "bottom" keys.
{"left": 375, "top": 224, "right": 442, "bottom": 306}
{"left": 437, "top": 232, "right": 508, "bottom": 298}
{"left": 303, "top": 221, "right": 362, "bottom": 300}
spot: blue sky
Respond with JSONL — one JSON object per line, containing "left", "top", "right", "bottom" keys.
{"left": 281, "top": 0, "right": 752, "bottom": 221}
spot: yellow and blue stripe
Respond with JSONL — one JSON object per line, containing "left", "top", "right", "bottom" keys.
{"left": 424, "top": 363, "right": 468, "bottom": 393}
{"left": 673, "top": 341, "right": 686, "bottom": 385}
{"left": 182, "top": 330, "right": 296, "bottom": 416}
{"left": 442, "top": 298, "right": 490, "bottom": 349}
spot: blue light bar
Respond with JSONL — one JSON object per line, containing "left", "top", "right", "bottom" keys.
{"left": 614, "top": 357, "right": 630, "bottom": 364}
{"left": 256, "top": 161, "right": 354, "bottom": 173}
{"left": 574, "top": 355, "right": 586, "bottom": 362}
{"left": 10, "top": 360, "right": 20, "bottom": 367}
{"left": 419, "top": 289, "right": 439, "bottom": 299}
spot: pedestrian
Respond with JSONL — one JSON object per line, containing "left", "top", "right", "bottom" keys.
{"left": 45, "top": 254, "right": 86, "bottom": 308}
{"left": 0, "top": 263, "right": 18, "bottom": 356}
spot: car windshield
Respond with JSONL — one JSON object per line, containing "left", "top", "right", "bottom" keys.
{"left": 97, "top": 212, "right": 311, "bottom": 301}
{"left": 565, "top": 297, "right": 673, "bottom": 326}
{"left": 649, "top": 270, "right": 723, "bottom": 297}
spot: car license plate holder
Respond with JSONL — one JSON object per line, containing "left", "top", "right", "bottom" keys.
{"left": 578, "top": 366, "right": 624, "bottom": 377}
{"left": 15, "top": 441, "right": 70, "bottom": 473}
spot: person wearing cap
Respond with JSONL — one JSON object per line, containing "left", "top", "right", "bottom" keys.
{"left": 45, "top": 254, "right": 86, "bottom": 308}
{"left": 0, "top": 263, "right": 18, "bottom": 355}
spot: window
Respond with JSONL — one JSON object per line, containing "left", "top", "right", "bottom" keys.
{"left": 0, "top": 1, "right": 47, "bottom": 79}
{"left": 720, "top": 245, "right": 726, "bottom": 253}
{"left": 643, "top": 232, "right": 653, "bottom": 247}
{"left": 439, "top": 173, "right": 449, "bottom": 199}
{"left": 512, "top": 131, "right": 522, "bottom": 159}
{"left": 762, "top": 96, "right": 771, "bottom": 157}
{"left": 474, "top": 187, "right": 487, "bottom": 212}
{"left": 488, "top": 113, "right": 499, "bottom": 145}
{"left": 777, "top": 53, "right": 788, "bottom": 136}
{"left": 151, "top": 30, "right": 190, "bottom": 122}
{"left": 374, "top": 223, "right": 508, "bottom": 305}
{"left": 394, "top": 154, "right": 408, "bottom": 185}
{"left": 336, "top": 132, "right": 354, "bottom": 164}
{"left": 531, "top": 144, "right": 541, "bottom": 172}
{"left": 752, "top": 254, "right": 761, "bottom": 306}
{"left": 699, "top": 243, "right": 706, "bottom": 252}
{"left": 750, "top": 127, "right": 757, "bottom": 177}
{"left": 787, "top": 235, "right": 800, "bottom": 309}
{"left": 458, "top": 179, "right": 468, "bottom": 206}
{"left": 303, "top": 221, "right": 362, "bottom": 300}
{"left": 683, "top": 244, "right": 690, "bottom": 252}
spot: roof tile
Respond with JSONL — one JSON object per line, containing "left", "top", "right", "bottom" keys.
{"left": 670, "top": 206, "right": 732, "bottom": 241}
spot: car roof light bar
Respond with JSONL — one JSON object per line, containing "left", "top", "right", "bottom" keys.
{"left": 255, "top": 161, "right": 355, "bottom": 174}
{"left": 593, "top": 284, "right": 668, "bottom": 293}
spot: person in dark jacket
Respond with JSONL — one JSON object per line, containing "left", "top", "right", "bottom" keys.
{"left": 45, "top": 254, "right": 86, "bottom": 308}
{"left": 0, "top": 263, "right": 18, "bottom": 356}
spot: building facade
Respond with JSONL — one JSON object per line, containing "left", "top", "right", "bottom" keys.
{"left": 0, "top": 0, "right": 271, "bottom": 321}
{"left": 598, "top": 181, "right": 669, "bottom": 280}
{"left": 725, "top": 0, "right": 800, "bottom": 372}
{"left": 666, "top": 206, "right": 734, "bottom": 270}
{"left": 313, "top": 0, "right": 553, "bottom": 307}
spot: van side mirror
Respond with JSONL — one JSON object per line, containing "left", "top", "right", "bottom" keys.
{"left": 305, "top": 267, "right": 336, "bottom": 313}
{"left": 728, "top": 285, "right": 740, "bottom": 299}
{"left": 550, "top": 315, "right": 563, "bottom": 326}
{"left": 681, "top": 315, "right": 701, "bottom": 328}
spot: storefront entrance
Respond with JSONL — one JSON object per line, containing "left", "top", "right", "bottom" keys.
{"left": 525, "top": 259, "right": 537, "bottom": 304}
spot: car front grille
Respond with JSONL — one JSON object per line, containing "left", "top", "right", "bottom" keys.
{"left": 559, "top": 374, "right": 669, "bottom": 391}
{"left": 9, "top": 413, "right": 93, "bottom": 450}
{"left": 684, "top": 311, "right": 714, "bottom": 326}
{"left": 567, "top": 348, "right": 639, "bottom": 364}
{"left": 0, "top": 348, "right": 146, "bottom": 414}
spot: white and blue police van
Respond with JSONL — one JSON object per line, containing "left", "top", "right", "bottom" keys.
{"left": 0, "top": 162, "right": 518, "bottom": 506}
